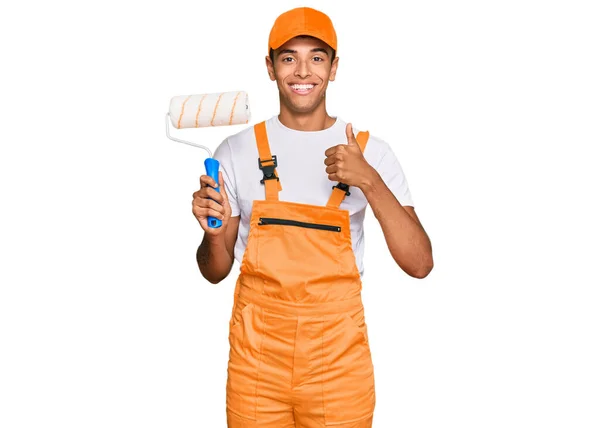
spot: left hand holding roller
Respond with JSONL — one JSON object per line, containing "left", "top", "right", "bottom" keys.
{"left": 165, "top": 91, "right": 251, "bottom": 228}
{"left": 193, "top": 170, "right": 231, "bottom": 234}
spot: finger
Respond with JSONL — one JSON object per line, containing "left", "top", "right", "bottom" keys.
{"left": 198, "top": 216, "right": 208, "bottom": 230}
{"left": 200, "top": 174, "right": 218, "bottom": 189}
{"left": 325, "top": 145, "right": 346, "bottom": 158}
{"left": 324, "top": 155, "right": 337, "bottom": 166}
{"left": 193, "top": 197, "right": 225, "bottom": 214}
{"left": 346, "top": 123, "right": 358, "bottom": 145}
{"left": 324, "top": 144, "right": 344, "bottom": 157}
{"left": 325, "top": 164, "right": 339, "bottom": 174}
{"left": 206, "top": 207, "right": 225, "bottom": 220}
{"left": 193, "top": 205, "right": 225, "bottom": 220}
{"left": 195, "top": 186, "right": 223, "bottom": 203}
{"left": 204, "top": 186, "right": 224, "bottom": 203}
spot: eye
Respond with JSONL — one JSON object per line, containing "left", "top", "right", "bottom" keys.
{"left": 313, "top": 56, "right": 324, "bottom": 62}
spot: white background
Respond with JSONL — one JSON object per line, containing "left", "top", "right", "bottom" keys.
{"left": 1, "top": 0, "right": 599, "bottom": 426}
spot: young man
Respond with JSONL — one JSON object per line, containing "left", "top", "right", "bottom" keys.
{"left": 192, "top": 6, "right": 433, "bottom": 427}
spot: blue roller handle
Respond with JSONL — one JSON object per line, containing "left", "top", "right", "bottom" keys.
{"left": 204, "top": 158, "right": 222, "bottom": 228}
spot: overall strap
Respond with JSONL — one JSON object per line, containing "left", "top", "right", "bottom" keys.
{"left": 254, "top": 121, "right": 282, "bottom": 201}
{"left": 326, "top": 130, "right": 370, "bottom": 209}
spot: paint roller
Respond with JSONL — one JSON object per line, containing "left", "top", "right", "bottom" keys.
{"left": 165, "top": 91, "right": 251, "bottom": 228}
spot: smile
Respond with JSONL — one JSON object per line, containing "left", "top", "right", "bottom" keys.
{"left": 289, "top": 84, "right": 316, "bottom": 94}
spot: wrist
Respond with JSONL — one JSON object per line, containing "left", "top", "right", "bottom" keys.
{"left": 205, "top": 231, "right": 226, "bottom": 246}
{"left": 359, "top": 167, "right": 382, "bottom": 196}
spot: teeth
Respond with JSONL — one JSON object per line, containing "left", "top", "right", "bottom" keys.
{"left": 291, "top": 84, "right": 314, "bottom": 90}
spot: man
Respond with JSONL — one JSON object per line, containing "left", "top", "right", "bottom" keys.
{"left": 192, "top": 6, "right": 433, "bottom": 427}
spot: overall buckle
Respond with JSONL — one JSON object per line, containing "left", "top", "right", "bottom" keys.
{"left": 333, "top": 182, "right": 351, "bottom": 196}
{"left": 258, "top": 155, "right": 279, "bottom": 184}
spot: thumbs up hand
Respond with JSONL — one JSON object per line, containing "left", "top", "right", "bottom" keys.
{"left": 324, "top": 123, "right": 376, "bottom": 190}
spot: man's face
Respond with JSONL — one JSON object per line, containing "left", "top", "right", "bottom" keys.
{"left": 266, "top": 36, "right": 338, "bottom": 114}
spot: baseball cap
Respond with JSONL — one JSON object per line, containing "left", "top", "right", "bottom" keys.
{"left": 268, "top": 7, "right": 337, "bottom": 54}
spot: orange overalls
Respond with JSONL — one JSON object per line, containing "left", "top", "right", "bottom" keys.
{"left": 226, "top": 121, "right": 376, "bottom": 427}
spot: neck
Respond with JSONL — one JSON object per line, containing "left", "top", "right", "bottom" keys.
{"left": 278, "top": 99, "right": 336, "bottom": 131}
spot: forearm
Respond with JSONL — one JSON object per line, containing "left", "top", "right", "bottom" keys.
{"left": 196, "top": 234, "right": 234, "bottom": 284}
{"left": 360, "top": 170, "right": 433, "bottom": 278}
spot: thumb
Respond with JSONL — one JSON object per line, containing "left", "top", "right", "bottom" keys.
{"left": 346, "top": 123, "right": 358, "bottom": 145}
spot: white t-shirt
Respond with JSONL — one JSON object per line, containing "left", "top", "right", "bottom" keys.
{"left": 213, "top": 115, "right": 414, "bottom": 277}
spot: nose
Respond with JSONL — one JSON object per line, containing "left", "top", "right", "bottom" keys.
{"left": 294, "top": 59, "right": 312, "bottom": 78}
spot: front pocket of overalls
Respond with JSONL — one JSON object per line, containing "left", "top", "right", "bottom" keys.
{"left": 257, "top": 217, "right": 343, "bottom": 280}
{"left": 258, "top": 217, "right": 342, "bottom": 232}
{"left": 322, "top": 312, "right": 376, "bottom": 425}
{"left": 344, "top": 306, "right": 371, "bottom": 348}
{"left": 229, "top": 300, "right": 253, "bottom": 329}
{"left": 226, "top": 300, "right": 262, "bottom": 421}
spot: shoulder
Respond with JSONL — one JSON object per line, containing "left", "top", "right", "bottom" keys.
{"left": 213, "top": 116, "right": 276, "bottom": 158}
{"left": 222, "top": 115, "right": 279, "bottom": 148}
{"left": 222, "top": 123, "right": 256, "bottom": 148}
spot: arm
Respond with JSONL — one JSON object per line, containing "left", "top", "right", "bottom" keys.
{"left": 324, "top": 123, "right": 433, "bottom": 278}
{"left": 360, "top": 171, "right": 433, "bottom": 279}
{"left": 195, "top": 137, "right": 241, "bottom": 284}
{"left": 197, "top": 215, "right": 240, "bottom": 284}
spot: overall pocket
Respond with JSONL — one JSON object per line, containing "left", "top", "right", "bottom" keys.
{"left": 226, "top": 300, "right": 261, "bottom": 421}
{"left": 322, "top": 310, "right": 376, "bottom": 425}
{"left": 229, "top": 299, "right": 254, "bottom": 330}
{"left": 258, "top": 217, "right": 342, "bottom": 232}
{"left": 256, "top": 216, "right": 344, "bottom": 283}
{"left": 344, "top": 306, "right": 371, "bottom": 349}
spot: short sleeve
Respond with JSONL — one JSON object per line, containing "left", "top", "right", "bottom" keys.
{"left": 375, "top": 142, "right": 414, "bottom": 207}
{"left": 213, "top": 138, "right": 240, "bottom": 217}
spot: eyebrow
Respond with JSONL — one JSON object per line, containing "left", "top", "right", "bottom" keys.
{"left": 277, "top": 47, "right": 330, "bottom": 57}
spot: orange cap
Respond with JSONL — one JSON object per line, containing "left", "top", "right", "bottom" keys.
{"left": 268, "top": 7, "right": 337, "bottom": 54}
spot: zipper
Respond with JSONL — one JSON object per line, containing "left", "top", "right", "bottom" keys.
{"left": 258, "top": 217, "right": 341, "bottom": 232}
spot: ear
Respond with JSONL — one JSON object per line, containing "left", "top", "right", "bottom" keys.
{"left": 329, "top": 56, "right": 339, "bottom": 81}
{"left": 265, "top": 55, "right": 276, "bottom": 81}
